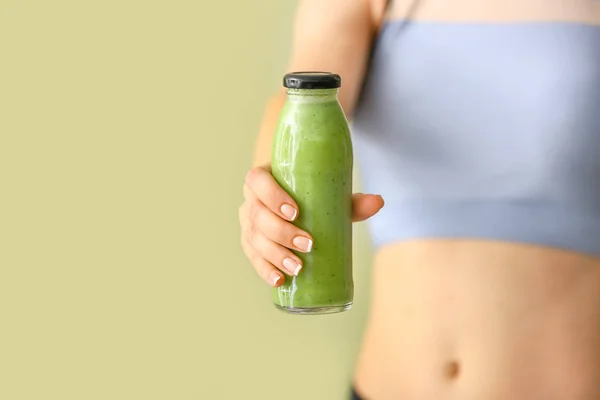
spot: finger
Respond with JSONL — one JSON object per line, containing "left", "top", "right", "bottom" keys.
{"left": 248, "top": 231, "right": 303, "bottom": 276}
{"left": 242, "top": 237, "right": 284, "bottom": 286}
{"left": 254, "top": 257, "right": 285, "bottom": 287}
{"left": 245, "top": 167, "right": 299, "bottom": 221}
{"left": 250, "top": 199, "right": 313, "bottom": 253}
{"left": 352, "top": 193, "right": 385, "bottom": 222}
{"left": 243, "top": 183, "right": 254, "bottom": 201}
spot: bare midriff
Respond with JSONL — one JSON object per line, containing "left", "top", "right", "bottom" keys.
{"left": 354, "top": 240, "right": 600, "bottom": 400}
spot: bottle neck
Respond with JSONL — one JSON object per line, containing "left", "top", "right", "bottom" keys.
{"left": 286, "top": 88, "right": 339, "bottom": 103}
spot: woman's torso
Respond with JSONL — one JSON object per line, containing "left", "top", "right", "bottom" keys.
{"left": 352, "top": 0, "right": 600, "bottom": 398}
{"left": 354, "top": 241, "right": 600, "bottom": 399}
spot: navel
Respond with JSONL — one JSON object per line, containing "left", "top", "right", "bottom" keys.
{"left": 444, "top": 359, "right": 461, "bottom": 380}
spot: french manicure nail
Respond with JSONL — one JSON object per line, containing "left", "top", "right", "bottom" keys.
{"left": 293, "top": 236, "right": 313, "bottom": 253}
{"left": 281, "top": 204, "right": 297, "bottom": 221}
{"left": 283, "top": 258, "right": 300, "bottom": 275}
{"left": 271, "top": 272, "right": 282, "bottom": 286}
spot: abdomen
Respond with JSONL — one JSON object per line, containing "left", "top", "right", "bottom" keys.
{"left": 354, "top": 240, "right": 600, "bottom": 399}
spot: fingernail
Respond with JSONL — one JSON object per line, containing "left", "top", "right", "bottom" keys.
{"left": 283, "top": 258, "right": 301, "bottom": 275}
{"left": 293, "top": 236, "right": 313, "bottom": 253}
{"left": 281, "top": 204, "right": 297, "bottom": 221}
{"left": 271, "top": 271, "right": 282, "bottom": 286}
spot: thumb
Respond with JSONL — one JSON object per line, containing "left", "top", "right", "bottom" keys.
{"left": 352, "top": 193, "right": 384, "bottom": 222}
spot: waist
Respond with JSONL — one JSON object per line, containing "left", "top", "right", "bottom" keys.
{"left": 355, "top": 240, "right": 600, "bottom": 399}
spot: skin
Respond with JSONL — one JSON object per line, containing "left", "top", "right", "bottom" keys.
{"left": 241, "top": 0, "right": 386, "bottom": 284}
{"left": 239, "top": 0, "right": 600, "bottom": 398}
{"left": 240, "top": 167, "right": 384, "bottom": 285}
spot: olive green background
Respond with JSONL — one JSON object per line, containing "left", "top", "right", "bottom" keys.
{"left": 0, "top": 1, "right": 374, "bottom": 399}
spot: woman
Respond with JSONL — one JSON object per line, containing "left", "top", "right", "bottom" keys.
{"left": 238, "top": 0, "right": 600, "bottom": 398}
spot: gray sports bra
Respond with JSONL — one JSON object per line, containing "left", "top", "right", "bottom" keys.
{"left": 352, "top": 0, "right": 600, "bottom": 256}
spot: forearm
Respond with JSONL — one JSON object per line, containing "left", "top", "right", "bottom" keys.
{"left": 252, "top": 91, "right": 287, "bottom": 168}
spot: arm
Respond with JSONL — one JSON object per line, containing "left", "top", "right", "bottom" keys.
{"left": 241, "top": 0, "right": 386, "bottom": 287}
{"left": 252, "top": 0, "right": 387, "bottom": 167}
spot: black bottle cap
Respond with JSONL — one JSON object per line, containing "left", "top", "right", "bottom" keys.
{"left": 283, "top": 72, "right": 342, "bottom": 89}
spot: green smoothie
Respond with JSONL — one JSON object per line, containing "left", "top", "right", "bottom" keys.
{"left": 271, "top": 72, "right": 353, "bottom": 315}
